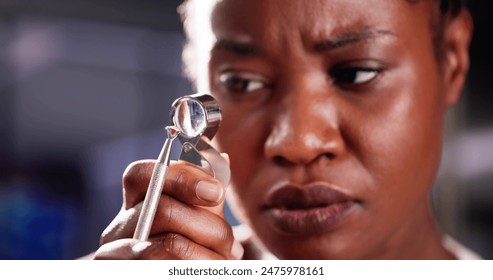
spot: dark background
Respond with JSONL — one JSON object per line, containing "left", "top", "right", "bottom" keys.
{"left": 0, "top": 0, "right": 491, "bottom": 259}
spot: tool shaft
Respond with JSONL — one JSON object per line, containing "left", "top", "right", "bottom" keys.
{"left": 133, "top": 136, "right": 174, "bottom": 241}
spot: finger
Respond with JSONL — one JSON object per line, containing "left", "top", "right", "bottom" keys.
{"left": 221, "top": 153, "right": 230, "bottom": 165}
{"left": 94, "top": 239, "right": 179, "bottom": 260}
{"left": 147, "top": 233, "right": 227, "bottom": 260}
{"left": 101, "top": 196, "right": 242, "bottom": 259}
{"left": 122, "top": 160, "right": 225, "bottom": 210}
{"left": 95, "top": 235, "right": 237, "bottom": 260}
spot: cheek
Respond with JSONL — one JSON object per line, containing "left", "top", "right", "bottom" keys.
{"left": 214, "top": 105, "right": 268, "bottom": 193}
{"left": 352, "top": 63, "right": 445, "bottom": 214}
{"left": 214, "top": 105, "right": 271, "bottom": 224}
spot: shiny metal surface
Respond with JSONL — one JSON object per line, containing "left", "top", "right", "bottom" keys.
{"left": 170, "top": 93, "right": 222, "bottom": 143}
{"left": 133, "top": 126, "right": 179, "bottom": 241}
{"left": 133, "top": 93, "right": 229, "bottom": 241}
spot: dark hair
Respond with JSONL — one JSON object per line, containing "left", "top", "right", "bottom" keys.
{"left": 440, "top": 0, "right": 465, "bottom": 15}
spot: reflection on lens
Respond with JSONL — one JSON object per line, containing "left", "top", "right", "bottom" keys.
{"left": 173, "top": 98, "right": 207, "bottom": 138}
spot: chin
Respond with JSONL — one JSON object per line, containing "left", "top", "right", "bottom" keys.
{"left": 254, "top": 225, "right": 365, "bottom": 260}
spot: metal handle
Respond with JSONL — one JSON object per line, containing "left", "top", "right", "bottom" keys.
{"left": 133, "top": 127, "right": 178, "bottom": 241}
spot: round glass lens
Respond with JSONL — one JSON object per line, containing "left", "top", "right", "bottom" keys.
{"left": 173, "top": 98, "right": 207, "bottom": 138}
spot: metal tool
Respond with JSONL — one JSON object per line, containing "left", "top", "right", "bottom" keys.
{"left": 133, "top": 93, "right": 230, "bottom": 241}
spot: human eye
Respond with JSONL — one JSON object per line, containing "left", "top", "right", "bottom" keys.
{"left": 329, "top": 59, "right": 387, "bottom": 89}
{"left": 218, "top": 71, "right": 271, "bottom": 94}
{"left": 330, "top": 67, "right": 380, "bottom": 85}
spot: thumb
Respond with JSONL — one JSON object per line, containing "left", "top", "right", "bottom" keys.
{"left": 203, "top": 152, "right": 230, "bottom": 217}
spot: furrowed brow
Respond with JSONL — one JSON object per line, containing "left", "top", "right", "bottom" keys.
{"left": 314, "top": 29, "right": 396, "bottom": 52}
{"left": 212, "top": 39, "right": 265, "bottom": 56}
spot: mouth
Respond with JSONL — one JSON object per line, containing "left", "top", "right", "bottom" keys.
{"left": 261, "top": 183, "right": 358, "bottom": 235}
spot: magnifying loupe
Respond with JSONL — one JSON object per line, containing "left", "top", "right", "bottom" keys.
{"left": 171, "top": 93, "right": 221, "bottom": 143}
{"left": 133, "top": 93, "right": 230, "bottom": 241}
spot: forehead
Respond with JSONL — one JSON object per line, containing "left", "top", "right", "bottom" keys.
{"left": 208, "top": 0, "right": 432, "bottom": 47}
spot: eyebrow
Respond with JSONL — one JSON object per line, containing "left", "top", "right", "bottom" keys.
{"left": 211, "top": 39, "right": 265, "bottom": 56}
{"left": 314, "top": 29, "right": 397, "bottom": 52}
{"left": 211, "top": 29, "right": 396, "bottom": 56}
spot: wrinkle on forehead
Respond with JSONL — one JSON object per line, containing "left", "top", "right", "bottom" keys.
{"left": 210, "top": 0, "right": 412, "bottom": 51}
{"left": 191, "top": 0, "right": 435, "bottom": 53}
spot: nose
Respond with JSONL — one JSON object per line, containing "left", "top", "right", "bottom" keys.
{"left": 264, "top": 79, "right": 346, "bottom": 166}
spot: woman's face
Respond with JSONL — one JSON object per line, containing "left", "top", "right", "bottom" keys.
{"left": 206, "top": 0, "right": 453, "bottom": 259}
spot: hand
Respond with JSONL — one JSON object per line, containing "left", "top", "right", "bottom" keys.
{"left": 93, "top": 159, "right": 243, "bottom": 260}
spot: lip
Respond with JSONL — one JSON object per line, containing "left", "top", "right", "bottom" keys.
{"left": 261, "top": 183, "right": 358, "bottom": 235}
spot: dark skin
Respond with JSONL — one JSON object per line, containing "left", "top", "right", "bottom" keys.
{"left": 94, "top": 0, "right": 473, "bottom": 259}
{"left": 94, "top": 159, "right": 242, "bottom": 260}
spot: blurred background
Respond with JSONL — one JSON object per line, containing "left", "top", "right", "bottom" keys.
{"left": 0, "top": 0, "right": 491, "bottom": 259}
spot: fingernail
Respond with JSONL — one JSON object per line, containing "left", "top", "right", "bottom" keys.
{"left": 221, "top": 153, "right": 230, "bottom": 164}
{"left": 131, "top": 241, "right": 152, "bottom": 255}
{"left": 196, "top": 181, "right": 223, "bottom": 203}
{"left": 231, "top": 241, "right": 244, "bottom": 260}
